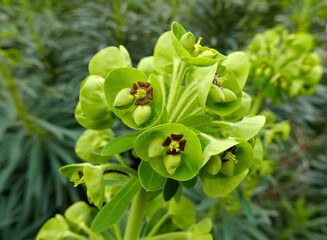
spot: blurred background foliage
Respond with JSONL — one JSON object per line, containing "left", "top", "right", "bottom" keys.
{"left": 0, "top": 0, "right": 326, "bottom": 239}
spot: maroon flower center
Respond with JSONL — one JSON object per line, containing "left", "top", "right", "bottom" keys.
{"left": 130, "top": 81, "right": 153, "bottom": 105}
{"left": 162, "top": 134, "right": 186, "bottom": 155}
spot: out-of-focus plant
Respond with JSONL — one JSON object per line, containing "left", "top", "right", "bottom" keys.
{"left": 181, "top": 0, "right": 284, "bottom": 53}
{"left": 247, "top": 26, "right": 323, "bottom": 107}
{"left": 37, "top": 21, "right": 266, "bottom": 240}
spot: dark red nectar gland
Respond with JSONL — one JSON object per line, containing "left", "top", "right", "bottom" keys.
{"left": 162, "top": 134, "right": 187, "bottom": 155}
{"left": 130, "top": 81, "right": 153, "bottom": 105}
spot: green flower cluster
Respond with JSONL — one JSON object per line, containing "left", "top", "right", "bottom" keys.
{"left": 45, "top": 21, "right": 266, "bottom": 237}
{"left": 247, "top": 26, "right": 323, "bottom": 103}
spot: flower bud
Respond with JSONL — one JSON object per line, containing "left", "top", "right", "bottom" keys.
{"left": 220, "top": 160, "right": 234, "bottom": 177}
{"left": 164, "top": 154, "right": 181, "bottom": 175}
{"left": 198, "top": 50, "right": 217, "bottom": 59}
{"left": 133, "top": 105, "right": 152, "bottom": 126}
{"left": 205, "top": 155, "right": 221, "bottom": 175}
{"left": 222, "top": 88, "right": 237, "bottom": 103}
{"left": 114, "top": 88, "right": 134, "bottom": 108}
{"left": 148, "top": 137, "right": 165, "bottom": 158}
{"left": 180, "top": 32, "right": 195, "bottom": 53}
{"left": 208, "top": 85, "right": 225, "bottom": 103}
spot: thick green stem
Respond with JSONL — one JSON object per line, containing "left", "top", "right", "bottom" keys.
{"left": 124, "top": 188, "right": 148, "bottom": 240}
{"left": 167, "top": 62, "right": 188, "bottom": 117}
{"left": 249, "top": 90, "right": 264, "bottom": 115}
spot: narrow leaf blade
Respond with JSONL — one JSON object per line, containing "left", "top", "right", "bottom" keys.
{"left": 102, "top": 131, "right": 141, "bottom": 156}
{"left": 91, "top": 178, "right": 141, "bottom": 232}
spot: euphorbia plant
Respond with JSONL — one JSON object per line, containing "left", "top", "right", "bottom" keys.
{"left": 37, "top": 22, "right": 265, "bottom": 240}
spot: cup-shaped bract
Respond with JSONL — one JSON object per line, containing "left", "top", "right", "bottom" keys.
{"left": 88, "top": 45, "right": 131, "bottom": 79}
{"left": 83, "top": 165, "right": 105, "bottom": 209}
{"left": 198, "top": 63, "right": 243, "bottom": 116}
{"left": 80, "top": 75, "right": 110, "bottom": 121}
{"left": 36, "top": 214, "right": 69, "bottom": 240}
{"left": 153, "top": 31, "right": 179, "bottom": 74}
{"left": 59, "top": 164, "right": 104, "bottom": 209}
{"left": 222, "top": 51, "right": 249, "bottom": 90}
{"left": 75, "top": 101, "right": 113, "bottom": 130}
{"left": 223, "top": 92, "right": 252, "bottom": 122}
{"left": 171, "top": 21, "right": 192, "bottom": 58}
{"left": 75, "top": 129, "right": 114, "bottom": 164}
{"left": 104, "top": 67, "right": 164, "bottom": 130}
{"left": 200, "top": 138, "right": 253, "bottom": 197}
{"left": 64, "top": 202, "right": 92, "bottom": 232}
{"left": 134, "top": 123, "right": 202, "bottom": 181}
{"left": 171, "top": 21, "right": 225, "bottom": 67}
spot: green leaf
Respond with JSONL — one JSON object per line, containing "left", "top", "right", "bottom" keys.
{"left": 105, "top": 67, "right": 164, "bottom": 130}
{"left": 88, "top": 46, "right": 130, "bottom": 78}
{"left": 190, "top": 218, "right": 212, "bottom": 234}
{"left": 137, "top": 56, "right": 159, "bottom": 77}
{"left": 91, "top": 178, "right": 141, "bottom": 232}
{"left": 231, "top": 115, "right": 266, "bottom": 141}
{"left": 102, "top": 131, "right": 142, "bottom": 156}
{"left": 201, "top": 169, "right": 249, "bottom": 198}
{"left": 80, "top": 75, "right": 111, "bottom": 121}
{"left": 250, "top": 138, "right": 263, "bottom": 173}
{"left": 153, "top": 31, "right": 179, "bottom": 73}
{"left": 223, "top": 92, "right": 251, "bottom": 122}
{"left": 36, "top": 214, "right": 69, "bottom": 240}
{"left": 84, "top": 165, "right": 105, "bottom": 209}
{"left": 119, "top": 45, "right": 132, "bottom": 67}
{"left": 197, "top": 62, "right": 218, "bottom": 111}
{"left": 138, "top": 161, "right": 166, "bottom": 191}
{"left": 103, "top": 172, "right": 130, "bottom": 202}
{"left": 180, "top": 175, "right": 198, "bottom": 189}
{"left": 163, "top": 178, "right": 180, "bottom": 201}
{"left": 75, "top": 129, "right": 114, "bottom": 164}
{"left": 222, "top": 51, "right": 249, "bottom": 89}
{"left": 182, "top": 57, "right": 218, "bottom": 66}
{"left": 134, "top": 123, "right": 203, "bottom": 181}
{"left": 75, "top": 101, "right": 113, "bottom": 130}
{"left": 171, "top": 21, "right": 191, "bottom": 58}
{"left": 170, "top": 195, "right": 196, "bottom": 230}
{"left": 64, "top": 201, "right": 91, "bottom": 231}
{"left": 177, "top": 114, "right": 213, "bottom": 128}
